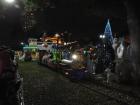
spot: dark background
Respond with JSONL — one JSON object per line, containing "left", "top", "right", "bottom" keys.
{"left": 0, "top": 0, "right": 129, "bottom": 48}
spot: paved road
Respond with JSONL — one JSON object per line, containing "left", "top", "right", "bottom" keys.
{"left": 19, "top": 62, "right": 119, "bottom": 105}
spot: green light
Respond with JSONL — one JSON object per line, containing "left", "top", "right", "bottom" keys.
{"left": 23, "top": 47, "right": 38, "bottom": 49}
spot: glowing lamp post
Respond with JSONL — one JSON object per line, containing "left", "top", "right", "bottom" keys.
{"left": 5, "top": 0, "right": 15, "bottom": 3}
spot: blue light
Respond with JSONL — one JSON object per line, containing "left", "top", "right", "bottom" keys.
{"left": 104, "top": 19, "right": 113, "bottom": 44}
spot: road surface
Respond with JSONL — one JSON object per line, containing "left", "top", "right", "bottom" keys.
{"left": 19, "top": 62, "right": 120, "bottom": 105}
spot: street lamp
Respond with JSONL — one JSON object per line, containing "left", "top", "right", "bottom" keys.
{"left": 5, "top": 0, "right": 15, "bottom": 3}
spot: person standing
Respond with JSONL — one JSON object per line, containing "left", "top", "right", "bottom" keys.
{"left": 105, "top": 67, "right": 111, "bottom": 83}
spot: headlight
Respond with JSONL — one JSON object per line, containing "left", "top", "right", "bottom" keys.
{"left": 72, "top": 54, "right": 78, "bottom": 60}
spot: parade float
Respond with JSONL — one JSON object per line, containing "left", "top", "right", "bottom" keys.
{"left": 23, "top": 38, "right": 38, "bottom": 61}
{"left": 37, "top": 33, "right": 87, "bottom": 80}
{"left": 38, "top": 34, "right": 63, "bottom": 65}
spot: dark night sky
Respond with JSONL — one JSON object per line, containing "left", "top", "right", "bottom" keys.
{"left": 0, "top": 5, "right": 23, "bottom": 46}
{"left": 0, "top": 0, "right": 129, "bottom": 47}
{"left": 35, "top": 0, "right": 128, "bottom": 43}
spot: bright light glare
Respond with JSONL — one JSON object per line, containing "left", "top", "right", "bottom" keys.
{"left": 42, "top": 44, "right": 45, "bottom": 46}
{"left": 5, "top": 0, "right": 15, "bottom": 3}
{"left": 21, "top": 42, "right": 24, "bottom": 45}
{"left": 62, "top": 59, "right": 72, "bottom": 63}
{"left": 100, "top": 35, "right": 105, "bottom": 39}
{"left": 72, "top": 54, "right": 78, "bottom": 60}
{"left": 102, "top": 35, "right": 105, "bottom": 38}
{"left": 100, "top": 35, "right": 103, "bottom": 38}
{"left": 55, "top": 33, "right": 60, "bottom": 37}
{"left": 65, "top": 72, "right": 69, "bottom": 75}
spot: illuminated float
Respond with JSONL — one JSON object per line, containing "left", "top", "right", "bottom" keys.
{"left": 23, "top": 38, "right": 38, "bottom": 61}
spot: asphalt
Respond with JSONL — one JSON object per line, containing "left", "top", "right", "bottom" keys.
{"left": 19, "top": 62, "right": 120, "bottom": 105}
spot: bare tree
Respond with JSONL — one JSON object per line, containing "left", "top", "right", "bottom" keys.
{"left": 124, "top": 1, "right": 140, "bottom": 83}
